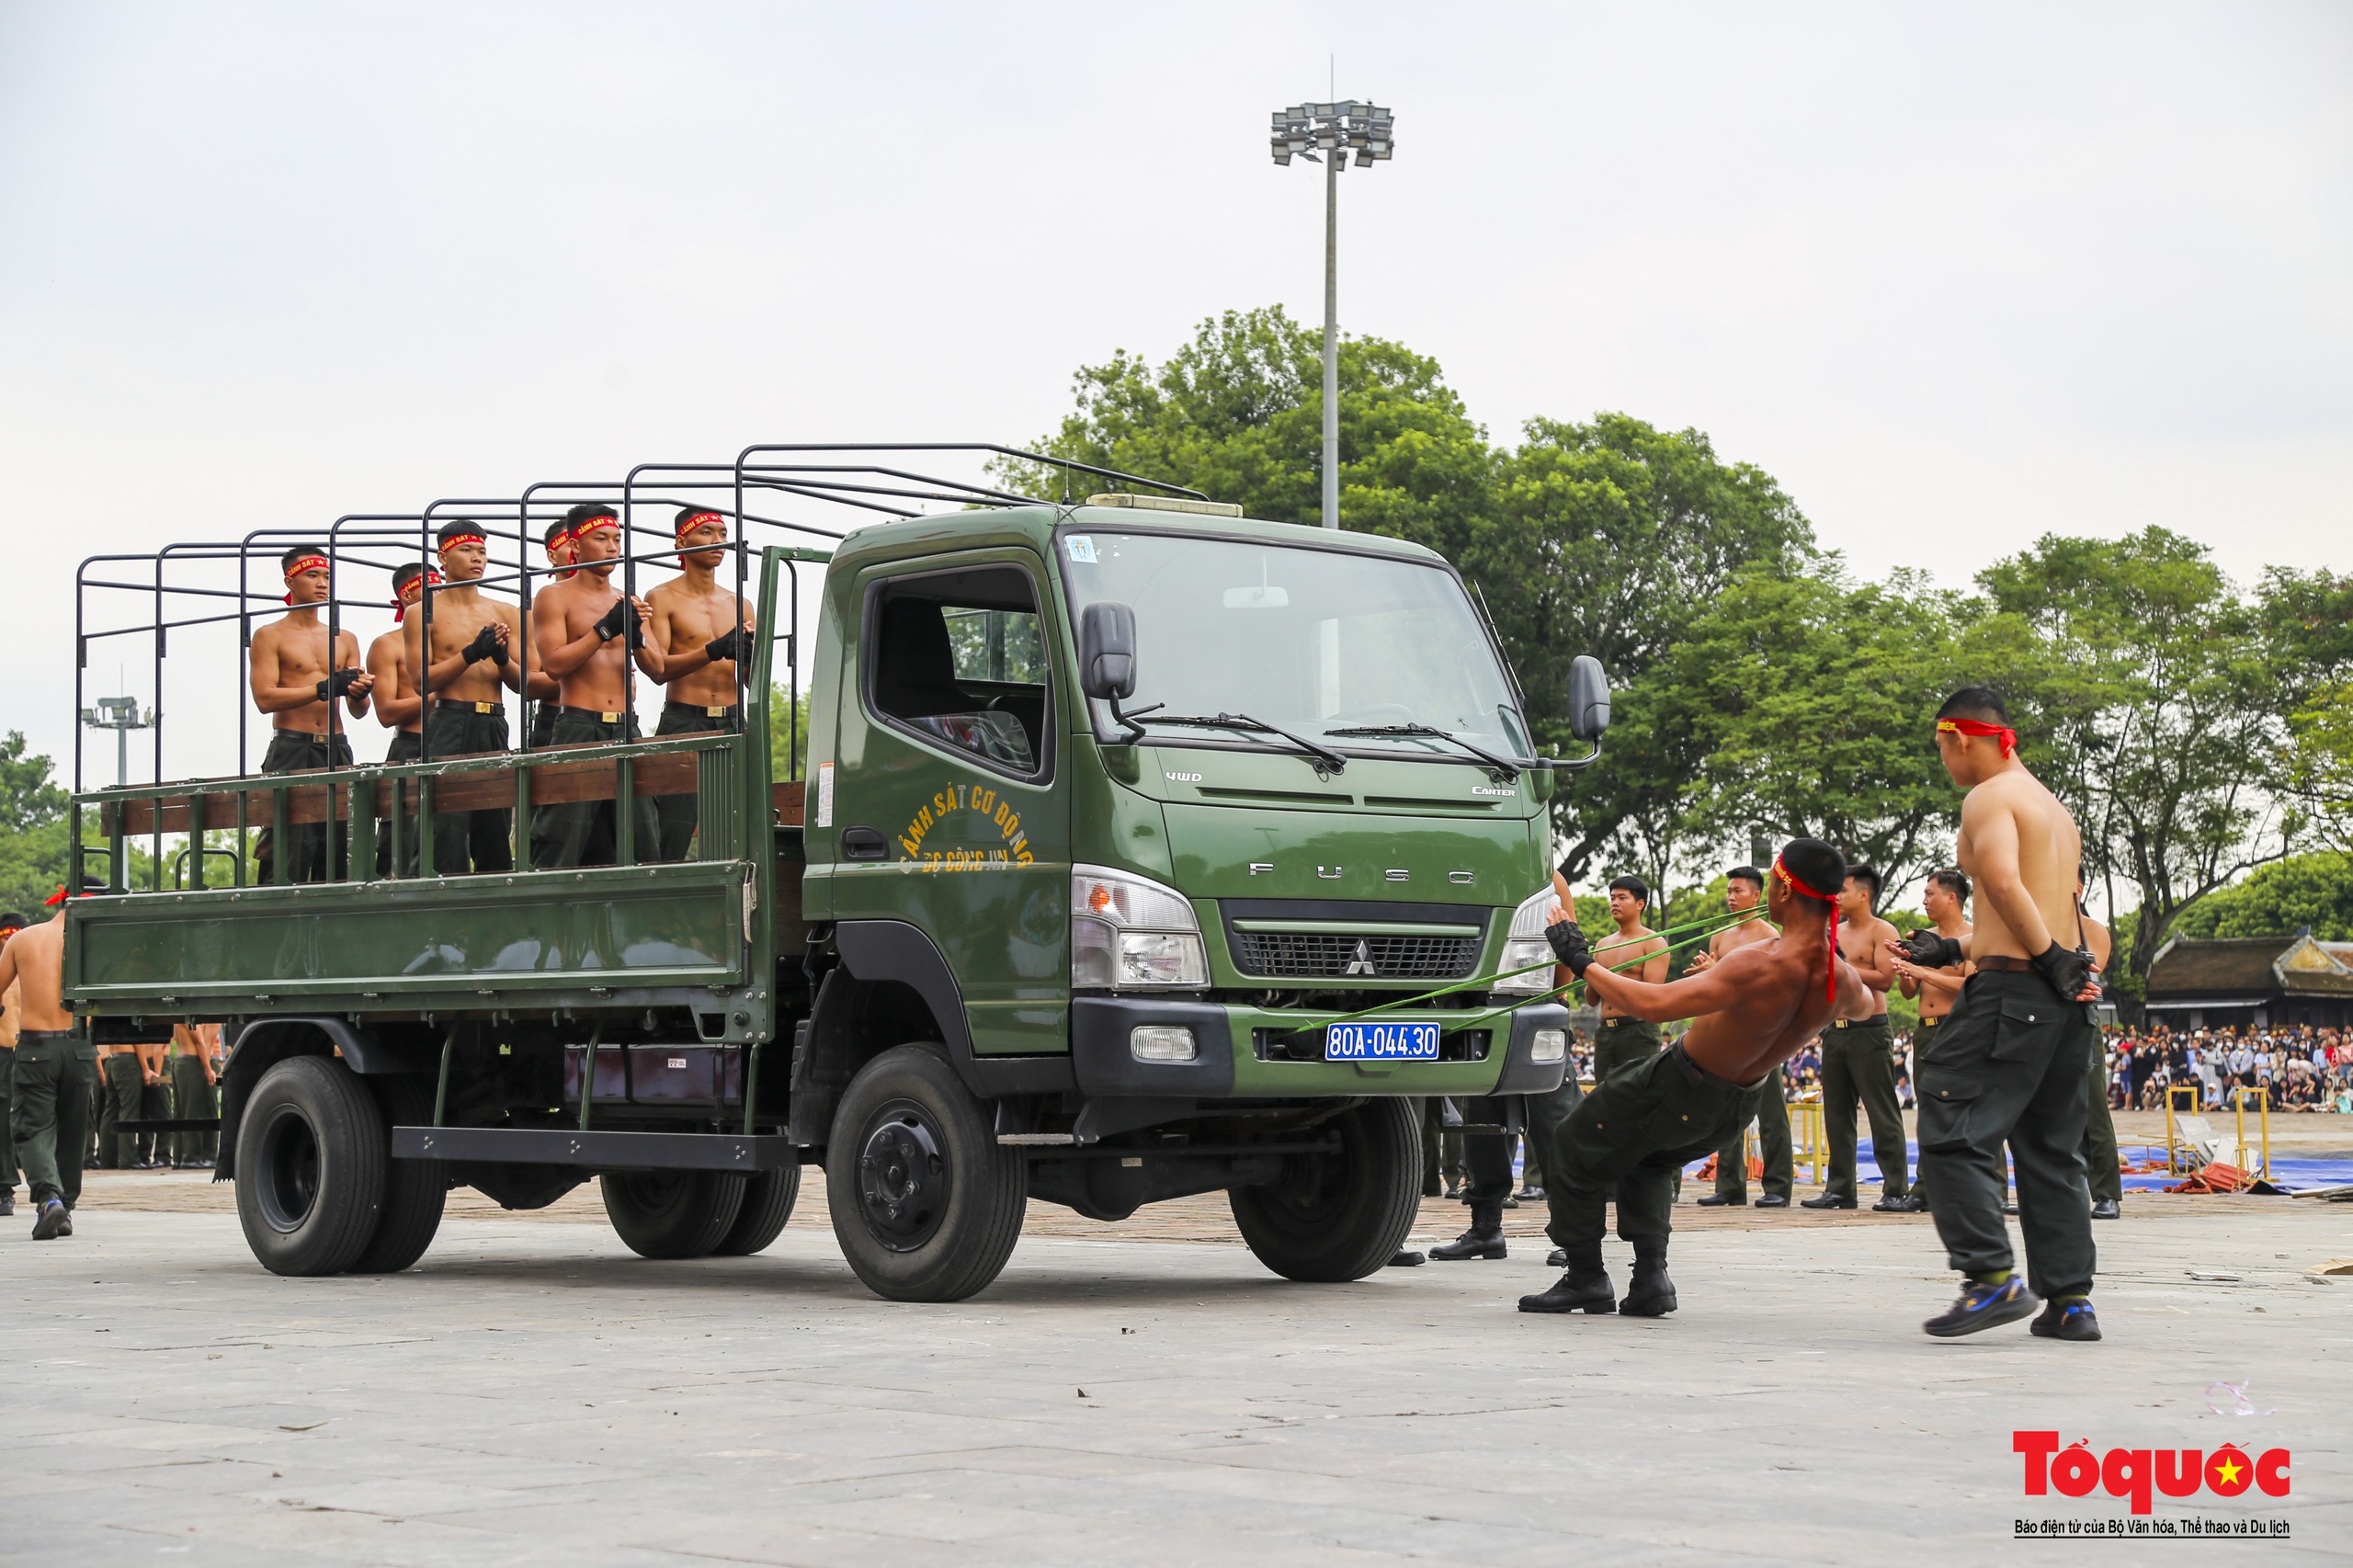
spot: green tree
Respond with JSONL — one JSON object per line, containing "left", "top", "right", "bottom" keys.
{"left": 1967, "top": 528, "right": 2295, "bottom": 988}
{"left": 2257, "top": 568, "right": 2353, "bottom": 855}
{"left": 0, "top": 731, "right": 72, "bottom": 914}
{"left": 1656, "top": 562, "right": 1966, "bottom": 903}
{"left": 2169, "top": 852, "right": 2353, "bottom": 942}
{"left": 1010, "top": 309, "right": 1815, "bottom": 889}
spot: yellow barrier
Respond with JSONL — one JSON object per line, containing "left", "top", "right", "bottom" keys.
{"left": 2163, "top": 1082, "right": 2272, "bottom": 1186}
{"left": 1788, "top": 1098, "right": 1827, "bottom": 1186}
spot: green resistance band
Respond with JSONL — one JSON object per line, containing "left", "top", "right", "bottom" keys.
{"left": 1302, "top": 907, "right": 1767, "bottom": 1033}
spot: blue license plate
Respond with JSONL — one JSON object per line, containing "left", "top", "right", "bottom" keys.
{"left": 1324, "top": 1021, "right": 1441, "bottom": 1062}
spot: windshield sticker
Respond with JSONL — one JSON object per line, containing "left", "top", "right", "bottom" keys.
{"left": 1065, "top": 536, "right": 1097, "bottom": 563}
{"left": 894, "top": 779, "right": 1035, "bottom": 869}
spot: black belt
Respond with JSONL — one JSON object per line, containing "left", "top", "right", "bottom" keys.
{"left": 434, "top": 699, "right": 506, "bottom": 715}
{"left": 559, "top": 706, "right": 630, "bottom": 723}
{"left": 1973, "top": 955, "right": 2037, "bottom": 973}
{"left": 17, "top": 1028, "right": 76, "bottom": 1042}
{"left": 269, "top": 729, "right": 339, "bottom": 743}
{"left": 1831, "top": 1017, "right": 1888, "bottom": 1029}
{"left": 663, "top": 701, "right": 738, "bottom": 719}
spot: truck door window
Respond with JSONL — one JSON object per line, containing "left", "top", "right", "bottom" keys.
{"left": 868, "top": 566, "right": 1049, "bottom": 778}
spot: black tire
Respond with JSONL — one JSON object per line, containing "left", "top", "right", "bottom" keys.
{"left": 1228, "top": 1097, "right": 1422, "bottom": 1282}
{"left": 233, "top": 1055, "right": 388, "bottom": 1278}
{"left": 825, "top": 1042, "right": 1026, "bottom": 1302}
{"left": 600, "top": 1170, "right": 747, "bottom": 1259}
{"left": 347, "top": 1076, "right": 445, "bottom": 1274}
{"left": 711, "top": 1165, "right": 801, "bottom": 1256}
{"left": 470, "top": 1163, "right": 585, "bottom": 1210}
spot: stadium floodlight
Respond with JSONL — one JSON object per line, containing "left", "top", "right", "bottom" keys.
{"left": 1267, "top": 99, "right": 1395, "bottom": 530}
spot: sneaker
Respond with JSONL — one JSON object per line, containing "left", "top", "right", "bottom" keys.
{"left": 31, "top": 1199, "right": 70, "bottom": 1241}
{"left": 1800, "top": 1193, "right": 1857, "bottom": 1210}
{"left": 2030, "top": 1298, "right": 2101, "bottom": 1342}
{"left": 1923, "top": 1274, "right": 2039, "bottom": 1338}
{"left": 2089, "top": 1199, "right": 2120, "bottom": 1221}
{"left": 1697, "top": 1193, "right": 1746, "bottom": 1208}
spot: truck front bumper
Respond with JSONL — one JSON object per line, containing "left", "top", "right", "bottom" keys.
{"left": 1068, "top": 996, "right": 1569, "bottom": 1100}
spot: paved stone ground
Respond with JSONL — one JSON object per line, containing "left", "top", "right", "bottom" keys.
{"left": 9, "top": 1172, "right": 2350, "bottom": 1565}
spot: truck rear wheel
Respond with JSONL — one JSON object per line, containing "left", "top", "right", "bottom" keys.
{"left": 347, "top": 1075, "right": 446, "bottom": 1274}
{"left": 1228, "top": 1098, "right": 1421, "bottom": 1282}
{"left": 234, "top": 1055, "right": 388, "bottom": 1278}
{"left": 711, "top": 1166, "right": 801, "bottom": 1256}
{"left": 600, "top": 1170, "right": 746, "bottom": 1259}
{"left": 825, "top": 1043, "right": 1026, "bottom": 1302}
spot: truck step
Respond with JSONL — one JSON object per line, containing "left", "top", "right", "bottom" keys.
{"left": 391, "top": 1126, "right": 798, "bottom": 1172}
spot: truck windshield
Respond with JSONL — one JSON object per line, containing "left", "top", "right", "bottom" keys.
{"left": 1058, "top": 529, "right": 1531, "bottom": 762}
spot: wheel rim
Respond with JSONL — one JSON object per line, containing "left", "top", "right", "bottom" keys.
{"left": 617, "top": 1171, "right": 686, "bottom": 1214}
{"left": 855, "top": 1099, "right": 949, "bottom": 1252}
{"left": 253, "top": 1102, "right": 322, "bottom": 1234}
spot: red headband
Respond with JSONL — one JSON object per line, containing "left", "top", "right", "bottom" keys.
{"left": 1938, "top": 717, "right": 2017, "bottom": 757}
{"left": 281, "top": 553, "right": 330, "bottom": 603}
{"left": 438, "top": 531, "right": 486, "bottom": 554}
{"left": 392, "top": 568, "right": 443, "bottom": 622}
{"left": 676, "top": 511, "right": 725, "bottom": 543}
{"left": 44, "top": 884, "right": 87, "bottom": 906}
{"left": 575, "top": 516, "right": 620, "bottom": 536}
{"left": 1773, "top": 855, "right": 1841, "bottom": 1006}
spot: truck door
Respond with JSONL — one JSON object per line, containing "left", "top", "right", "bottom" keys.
{"left": 831, "top": 554, "right": 1070, "bottom": 1056}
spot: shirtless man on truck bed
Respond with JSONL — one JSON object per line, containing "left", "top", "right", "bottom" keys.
{"left": 529, "top": 504, "right": 661, "bottom": 866}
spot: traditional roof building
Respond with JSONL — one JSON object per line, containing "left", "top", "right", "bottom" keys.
{"left": 2142, "top": 931, "right": 2353, "bottom": 1030}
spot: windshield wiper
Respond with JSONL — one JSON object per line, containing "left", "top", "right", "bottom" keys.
{"left": 1323, "top": 723, "right": 1522, "bottom": 783}
{"left": 1143, "top": 711, "right": 1348, "bottom": 776}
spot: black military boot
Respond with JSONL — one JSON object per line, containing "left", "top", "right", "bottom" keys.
{"left": 1428, "top": 1201, "right": 1506, "bottom": 1261}
{"left": 1518, "top": 1244, "right": 1614, "bottom": 1313}
{"left": 1620, "top": 1238, "right": 1677, "bottom": 1317}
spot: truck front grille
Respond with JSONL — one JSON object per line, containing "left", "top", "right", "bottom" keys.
{"left": 1229, "top": 930, "right": 1482, "bottom": 981}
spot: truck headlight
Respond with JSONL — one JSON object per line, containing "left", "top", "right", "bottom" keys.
{"left": 1530, "top": 1028, "right": 1568, "bottom": 1064}
{"left": 1491, "top": 883, "right": 1561, "bottom": 994}
{"left": 1072, "top": 864, "right": 1209, "bottom": 990}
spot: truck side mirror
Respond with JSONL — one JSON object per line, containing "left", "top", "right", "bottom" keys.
{"left": 1567, "top": 655, "right": 1611, "bottom": 743}
{"left": 1078, "top": 602, "right": 1137, "bottom": 701}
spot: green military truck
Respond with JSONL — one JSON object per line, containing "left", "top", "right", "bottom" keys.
{"left": 65, "top": 446, "right": 1610, "bottom": 1301}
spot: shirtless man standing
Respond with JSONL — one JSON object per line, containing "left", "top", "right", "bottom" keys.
{"left": 1889, "top": 688, "right": 2102, "bottom": 1340}
{"left": 407, "top": 521, "right": 537, "bottom": 875}
{"left": 529, "top": 505, "right": 660, "bottom": 866}
{"left": 1591, "top": 876, "right": 1672, "bottom": 1084}
{"left": 1518, "top": 839, "right": 1873, "bottom": 1316}
{"left": 248, "top": 546, "right": 375, "bottom": 881}
{"left": 367, "top": 562, "right": 433, "bottom": 875}
{"left": 0, "top": 911, "right": 25, "bottom": 1217}
{"left": 527, "top": 517, "right": 581, "bottom": 751}
{"left": 1690, "top": 866, "right": 1792, "bottom": 1209}
{"left": 1806, "top": 865, "right": 1909, "bottom": 1211}
{"left": 0, "top": 897, "right": 95, "bottom": 1239}
{"left": 645, "top": 507, "right": 754, "bottom": 860}
{"left": 1890, "top": 868, "right": 1972, "bottom": 1213}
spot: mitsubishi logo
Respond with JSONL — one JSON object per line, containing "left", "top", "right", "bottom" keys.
{"left": 1345, "top": 939, "right": 1377, "bottom": 977}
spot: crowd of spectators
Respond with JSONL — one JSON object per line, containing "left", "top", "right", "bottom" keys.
{"left": 2102, "top": 1023, "right": 2349, "bottom": 1113}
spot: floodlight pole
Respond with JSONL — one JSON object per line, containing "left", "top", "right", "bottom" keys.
{"left": 1322, "top": 152, "right": 1339, "bottom": 530}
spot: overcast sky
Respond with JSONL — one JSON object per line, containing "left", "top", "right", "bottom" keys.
{"left": 2, "top": 1, "right": 2346, "bottom": 785}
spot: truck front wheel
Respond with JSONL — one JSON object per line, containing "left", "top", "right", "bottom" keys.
{"left": 600, "top": 1171, "right": 747, "bottom": 1259}
{"left": 825, "top": 1043, "right": 1026, "bottom": 1302}
{"left": 234, "top": 1056, "right": 389, "bottom": 1278}
{"left": 1228, "top": 1098, "right": 1421, "bottom": 1282}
